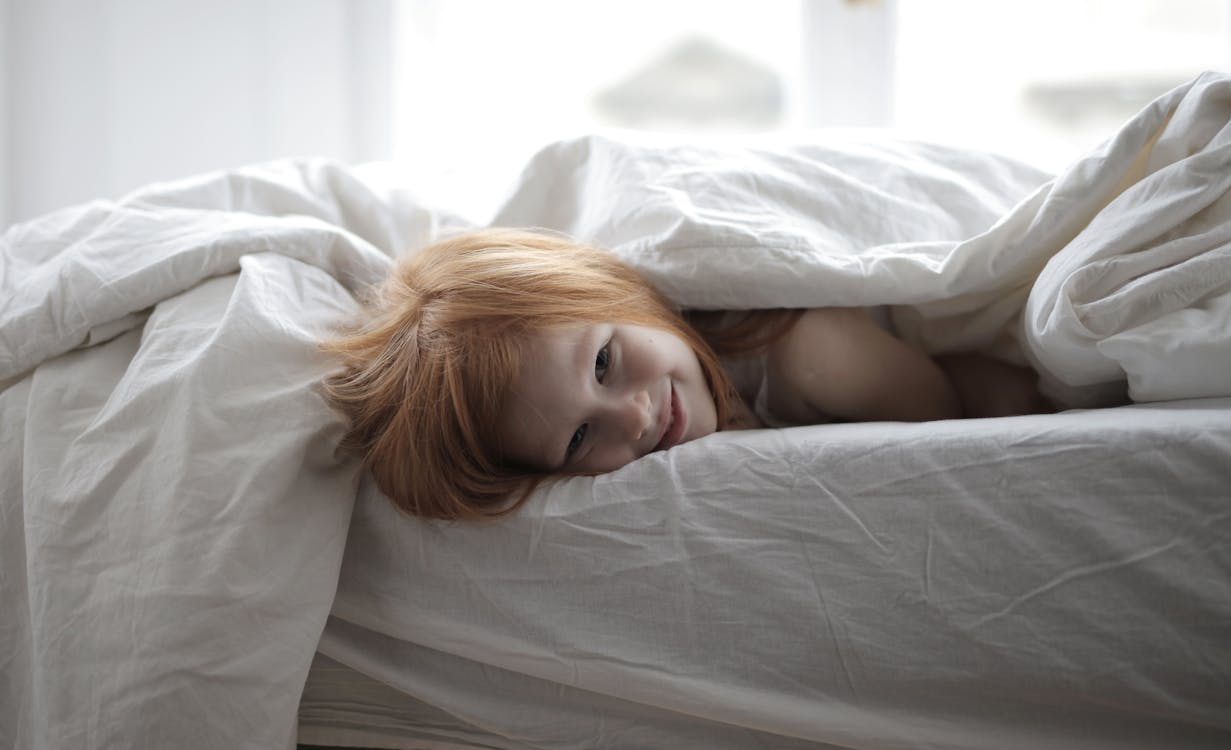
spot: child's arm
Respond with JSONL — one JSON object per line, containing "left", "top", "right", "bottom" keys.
{"left": 764, "top": 307, "right": 962, "bottom": 423}
{"left": 765, "top": 307, "right": 1050, "bottom": 423}
{"left": 934, "top": 352, "right": 1054, "bottom": 418}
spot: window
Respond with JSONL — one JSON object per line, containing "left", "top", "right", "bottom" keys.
{"left": 893, "top": 0, "right": 1231, "bottom": 170}
{"left": 392, "top": 0, "right": 802, "bottom": 213}
{"left": 390, "top": 0, "right": 1231, "bottom": 215}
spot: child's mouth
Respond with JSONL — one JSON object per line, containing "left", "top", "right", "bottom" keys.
{"left": 654, "top": 384, "right": 687, "bottom": 451}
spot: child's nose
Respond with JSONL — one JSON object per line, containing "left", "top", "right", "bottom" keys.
{"left": 618, "top": 389, "right": 654, "bottom": 441}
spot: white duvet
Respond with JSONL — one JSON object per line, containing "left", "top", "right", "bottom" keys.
{"left": 2, "top": 73, "right": 1230, "bottom": 749}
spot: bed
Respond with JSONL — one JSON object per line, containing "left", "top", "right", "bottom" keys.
{"left": 2, "top": 73, "right": 1229, "bottom": 749}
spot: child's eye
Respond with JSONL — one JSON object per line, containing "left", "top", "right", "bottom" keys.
{"left": 567, "top": 424, "right": 588, "bottom": 457}
{"left": 595, "top": 343, "right": 611, "bottom": 383}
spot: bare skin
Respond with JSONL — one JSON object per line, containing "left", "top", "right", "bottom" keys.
{"left": 764, "top": 307, "right": 1048, "bottom": 424}
{"left": 497, "top": 308, "right": 1051, "bottom": 475}
{"left": 496, "top": 322, "right": 717, "bottom": 474}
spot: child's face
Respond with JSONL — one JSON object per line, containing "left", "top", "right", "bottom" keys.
{"left": 496, "top": 322, "right": 717, "bottom": 474}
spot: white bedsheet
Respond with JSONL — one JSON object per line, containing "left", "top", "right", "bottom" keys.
{"left": 3, "top": 72, "right": 1230, "bottom": 749}
{"left": 322, "top": 399, "right": 1231, "bottom": 750}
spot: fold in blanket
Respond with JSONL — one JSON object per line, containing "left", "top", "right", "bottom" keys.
{"left": 492, "top": 71, "right": 1231, "bottom": 408}
{"left": 1023, "top": 73, "right": 1231, "bottom": 405}
{"left": 0, "top": 162, "right": 417, "bottom": 749}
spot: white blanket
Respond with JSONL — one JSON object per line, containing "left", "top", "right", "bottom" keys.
{"left": 3, "top": 73, "right": 1230, "bottom": 749}
{"left": 0, "top": 164, "right": 427, "bottom": 748}
{"left": 491, "top": 71, "right": 1231, "bottom": 407}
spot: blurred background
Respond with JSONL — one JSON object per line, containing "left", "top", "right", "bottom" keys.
{"left": 2, "top": 0, "right": 1228, "bottom": 229}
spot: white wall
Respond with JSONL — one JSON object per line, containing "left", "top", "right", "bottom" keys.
{"left": 0, "top": 0, "right": 11, "bottom": 229}
{"left": 3, "top": 0, "right": 391, "bottom": 229}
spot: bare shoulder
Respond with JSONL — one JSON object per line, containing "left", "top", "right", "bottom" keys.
{"left": 766, "top": 307, "right": 891, "bottom": 386}
{"left": 773, "top": 307, "right": 872, "bottom": 352}
{"left": 766, "top": 307, "right": 961, "bottom": 423}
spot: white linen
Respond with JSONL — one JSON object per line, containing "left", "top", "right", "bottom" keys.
{"left": 0, "top": 161, "right": 452, "bottom": 749}
{"left": 1023, "top": 75, "right": 1231, "bottom": 405}
{"left": 3, "top": 71, "right": 1231, "bottom": 750}
{"left": 493, "top": 72, "right": 1231, "bottom": 407}
{"left": 323, "top": 73, "right": 1231, "bottom": 749}
{"left": 323, "top": 399, "right": 1231, "bottom": 750}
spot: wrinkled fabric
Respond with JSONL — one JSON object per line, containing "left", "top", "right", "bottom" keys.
{"left": 3, "top": 73, "right": 1231, "bottom": 750}
{"left": 494, "top": 72, "right": 1231, "bottom": 407}
{"left": 322, "top": 73, "right": 1231, "bottom": 749}
{"left": 324, "top": 404, "right": 1231, "bottom": 750}
{"left": 0, "top": 160, "right": 455, "bottom": 749}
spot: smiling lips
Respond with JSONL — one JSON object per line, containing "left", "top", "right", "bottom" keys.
{"left": 653, "top": 383, "right": 687, "bottom": 452}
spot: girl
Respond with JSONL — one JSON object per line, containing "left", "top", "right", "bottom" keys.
{"left": 322, "top": 228, "right": 1048, "bottom": 520}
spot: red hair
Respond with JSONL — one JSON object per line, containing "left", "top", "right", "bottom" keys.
{"left": 320, "top": 229, "right": 738, "bottom": 520}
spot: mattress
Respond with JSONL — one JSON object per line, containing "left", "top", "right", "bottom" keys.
{"left": 298, "top": 653, "right": 509, "bottom": 750}
{"left": 309, "top": 398, "right": 1231, "bottom": 750}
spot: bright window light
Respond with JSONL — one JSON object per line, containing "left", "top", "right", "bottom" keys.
{"left": 894, "top": 0, "right": 1231, "bottom": 170}
{"left": 391, "top": 0, "right": 1230, "bottom": 214}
